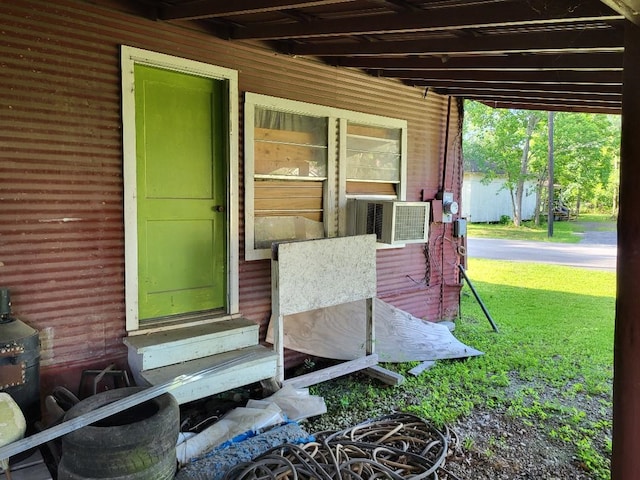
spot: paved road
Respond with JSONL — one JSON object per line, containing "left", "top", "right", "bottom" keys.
{"left": 466, "top": 225, "right": 617, "bottom": 271}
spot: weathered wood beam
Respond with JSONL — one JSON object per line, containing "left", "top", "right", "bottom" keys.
{"left": 436, "top": 88, "right": 621, "bottom": 103}
{"left": 159, "top": 0, "right": 355, "bottom": 20}
{"left": 451, "top": 93, "right": 619, "bottom": 108}
{"left": 612, "top": 20, "right": 640, "bottom": 480}
{"left": 407, "top": 79, "right": 623, "bottom": 95}
{"left": 381, "top": 69, "right": 622, "bottom": 83}
{"left": 599, "top": 0, "right": 640, "bottom": 25}
{"left": 287, "top": 28, "right": 625, "bottom": 56}
{"left": 232, "top": 1, "right": 622, "bottom": 39}
{"left": 477, "top": 100, "right": 620, "bottom": 114}
{"left": 330, "top": 52, "right": 624, "bottom": 70}
{"left": 282, "top": 354, "right": 378, "bottom": 389}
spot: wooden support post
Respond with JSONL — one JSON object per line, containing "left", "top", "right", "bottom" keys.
{"left": 612, "top": 21, "right": 640, "bottom": 480}
{"left": 365, "top": 297, "right": 375, "bottom": 355}
{"left": 271, "top": 245, "right": 285, "bottom": 385}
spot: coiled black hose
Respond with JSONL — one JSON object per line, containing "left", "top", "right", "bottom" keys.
{"left": 223, "top": 413, "right": 458, "bottom": 480}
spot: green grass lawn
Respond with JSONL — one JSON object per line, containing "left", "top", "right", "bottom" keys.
{"left": 310, "top": 258, "right": 615, "bottom": 479}
{"left": 467, "top": 213, "right": 616, "bottom": 243}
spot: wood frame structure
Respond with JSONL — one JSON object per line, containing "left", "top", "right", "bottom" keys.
{"left": 270, "top": 235, "right": 377, "bottom": 385}
{"left": 135, "top": 0, "right": 638, "bottom": 113}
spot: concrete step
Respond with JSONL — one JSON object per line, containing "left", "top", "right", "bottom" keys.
{"left": 124, "top": 318, "right": 259, "bottom": 371}
{"left": 135, "top": 345, "right": 278, "bottom": 404}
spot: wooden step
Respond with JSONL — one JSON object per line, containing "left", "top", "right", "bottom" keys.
{"left": 135, "top": 345, "right": 278, "bottom": 405}
{"left": 124, "top": 318, "right": 259, "bottom": 371}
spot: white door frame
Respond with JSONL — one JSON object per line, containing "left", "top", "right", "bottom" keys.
{"left": 121, "top": 45, "right": 239, "bottom": 332}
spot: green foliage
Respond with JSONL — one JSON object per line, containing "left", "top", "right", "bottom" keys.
{"left": 463, "top": 100, "right": 621, "bottom": 221}
{"left": 308, "top": 258, "right": 614, "bottom": 478}
{"left": 552, "top": 113, "right": 620, "bottom": 214}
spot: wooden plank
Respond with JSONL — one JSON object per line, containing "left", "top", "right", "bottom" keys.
{"left": 255, "top": 196, "right": 322, "bottom": 211}
{"left": 255, "top": 182, "right": 324, "bottom": 198}
{"left": 283, "top": 354, "right": 378, "bottom": 389}
{"left": 365, "top": 365, "right": 405, "bottom": 385}
{"left": 255, "top": 127, "right": 317, "bottom": 144}
{"left": 255, "top": 211, "right": 323, "bottom": 221}
{"left": 140, "top": 346, "right": 278, "bottom": 404}
{"left": 255, "top": 178, "right": 324, "bottom": 221}
{"left": 346, "top": 181, "right": 397, "bottom": 196}
{"left": 271, "top": 255, "right": 285, "bottom": 383}
{"left": 275, "top": 235, "right": 377, "bottom": 316}
{"left": 611, "top": 21, "right": 640, "bottom": 479}
{"left": 124, "top": 318, "right": 259, "bottom": 370}
{"left": 255, "top": 141, "right": 325, "bottom": 176}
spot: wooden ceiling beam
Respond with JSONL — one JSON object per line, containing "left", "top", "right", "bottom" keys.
{"left": 231, "top": 1, "right": 622, "bottom": 39}
{"left": 406, "top": 79, "right": 623, "bottom": 95}
{"left": 330, "top": 52, "right": 624, "bottom": 70}
{"left": 378, "top": 69, "right": 623, "bottom": 83}
{"left": 159, "top": 0, "right": 355, "bottom": 20}
{"left": 463, "top": 95, "right": 622, "bottom": 109}
{"left": 476, "top": 100, "right": 620, "bottom": 114}
{"left": 434, "top": 87, "right": 621, "bottom": 102}
{"left": 286, "top": 28, "right": 625, "bottom": 56}
{"left": 599, "top": 0, "right": 640, "bottom": 25}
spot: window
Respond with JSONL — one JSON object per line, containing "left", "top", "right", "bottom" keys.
{"left": 245, "top": 93, "right": 407, "bottom": 260}
{"left": 345, "top": 122, "right": 403, "bottom": 196}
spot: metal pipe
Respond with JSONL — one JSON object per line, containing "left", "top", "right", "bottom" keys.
{"left": 458, "top": 264, "right": 499, "bottom": 333}
{"left": 0, "top": 351, "right": 260, "bottom": 461}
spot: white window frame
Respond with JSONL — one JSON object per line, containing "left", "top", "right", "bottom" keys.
{"left": 244, "top": 93, "right": 408, "bottom": 261}
{"left": 121, "top": 46, "right": 240, "bottom": 331}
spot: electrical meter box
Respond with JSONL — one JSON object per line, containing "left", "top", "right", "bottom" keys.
{"left": 453, "top": 218, "right": 467, "bottom": 237}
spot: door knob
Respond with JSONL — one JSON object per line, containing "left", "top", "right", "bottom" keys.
{"left": 213, "top": 205, "right": 225, "bottom": 212}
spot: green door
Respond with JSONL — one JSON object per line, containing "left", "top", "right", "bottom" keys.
{"left": 135, "top": 64, "right": 226, "bottom": 322}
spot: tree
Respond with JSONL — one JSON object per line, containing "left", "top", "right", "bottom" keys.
{"left": 552, "top": 113, "right": 620, "bottom": 215}
{"left": 463, "top": 101, "right": 620, "bottom": 223}
{"left": 463, "top": 101, "right": 546, "bottom": 226}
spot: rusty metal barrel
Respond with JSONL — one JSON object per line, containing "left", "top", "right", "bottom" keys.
{"left": 0, "top": 288, "right": 41, "bottom": 428}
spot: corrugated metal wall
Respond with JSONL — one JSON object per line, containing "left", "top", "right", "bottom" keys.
{"left": 0, "top": 0, "right": 464, "bottom": 385}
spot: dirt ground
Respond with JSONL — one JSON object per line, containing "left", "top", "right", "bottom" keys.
{"left": 442, "top": 410, "right": 595, "bottom": 480}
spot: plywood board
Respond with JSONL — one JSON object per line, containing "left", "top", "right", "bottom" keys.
{"left": 274, "top": 235, "right": 377, "bottom": 316}
{"left": 267, "top": 298, "right": 483, "bottom": 362}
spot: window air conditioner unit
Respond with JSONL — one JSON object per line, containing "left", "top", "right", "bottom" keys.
{"left": 352, "top": 200, "right": 430, "bottom": 245}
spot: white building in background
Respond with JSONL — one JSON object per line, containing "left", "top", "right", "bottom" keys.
{"left": 462, "top": 172, "right": 537, "bottom": 223}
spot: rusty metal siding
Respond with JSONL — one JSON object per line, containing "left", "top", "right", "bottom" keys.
{"left": 0, "top": 0, "right": 463, "bottom": 378}
{"left": 0, "top": 1, "right": 126, "bottom": 375}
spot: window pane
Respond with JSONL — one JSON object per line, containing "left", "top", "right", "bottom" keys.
{"left": 346, "top": 122, "right": 401, "bottom": 182}
{"left": 255, "top": 108, "right": 328, "bottom": 177}
{"left": 346, "top": 151, "right": 400, "bottom": 182}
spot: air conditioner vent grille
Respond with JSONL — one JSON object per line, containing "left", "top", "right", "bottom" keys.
{"left": 351, "top": 200, "right": 430, "bottom": 245}
{"left": 394, "top": 204, "right": 428, "bottom": 242}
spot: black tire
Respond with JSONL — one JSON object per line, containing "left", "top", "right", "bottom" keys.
{"left": 58, "top": 451, "right": 177, "bottom": 480}
{"left": 59, "top": 387, "right": 178, "bottom": 480}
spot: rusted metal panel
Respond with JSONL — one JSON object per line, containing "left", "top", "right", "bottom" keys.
{"left": 0, "top": 0, "right": 462, "bottom": 380}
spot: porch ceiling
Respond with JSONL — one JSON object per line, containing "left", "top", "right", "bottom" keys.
{"left": 135, "top": 0, "right": 639, "bottom": 114}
